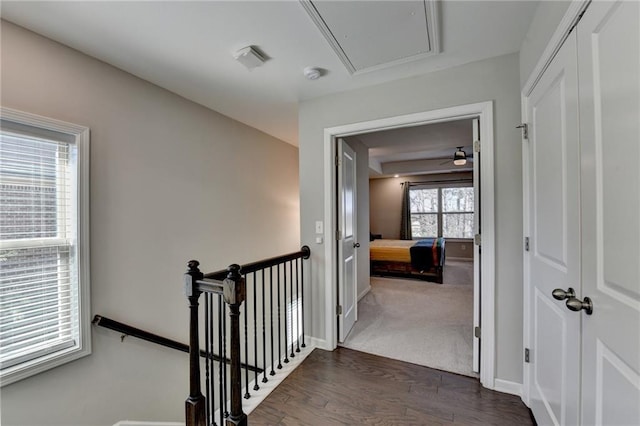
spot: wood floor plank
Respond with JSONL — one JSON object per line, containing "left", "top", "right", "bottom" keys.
{"left": 249, "top": 348, "right": 533, "bottom": 425}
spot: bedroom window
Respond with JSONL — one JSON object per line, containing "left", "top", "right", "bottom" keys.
{"left": 410, "top": 186, "right": 474, "bottom": 239}
{"left": 0, "top": 108, "right": 90, "bottom": 386}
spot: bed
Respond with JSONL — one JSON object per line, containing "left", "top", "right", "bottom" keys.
{"left": 369, "top": 238, "right": 445, "bottom": 283}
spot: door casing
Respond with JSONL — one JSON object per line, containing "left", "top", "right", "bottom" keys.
{"left": 321, "top": 101, "right": 496, "bottom": 389}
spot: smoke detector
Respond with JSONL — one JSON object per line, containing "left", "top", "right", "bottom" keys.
{"left": 303, "top": 67, "right": 322, "bottom": 80}
{"left": 233, "top": 46, "right": 266, "bottom": 70}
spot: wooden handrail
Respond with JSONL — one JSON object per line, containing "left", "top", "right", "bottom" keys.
{"left": 203, "top": 246, "right": 310, "bottom": 280}
{"left": 92, "top": 315, "right": 263, "bottom": 373}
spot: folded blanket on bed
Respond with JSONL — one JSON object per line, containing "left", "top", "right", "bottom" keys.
{"left": 410, "top": 238, "right": 445, "bottom": 271}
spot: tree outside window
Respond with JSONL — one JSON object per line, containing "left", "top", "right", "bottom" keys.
{"left": 410, "top": 186, "right": 474, "bottom": 239}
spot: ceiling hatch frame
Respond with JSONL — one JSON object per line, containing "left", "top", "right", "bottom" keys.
{"left": 300, "top": 0, "right": 441, "bottom": 75}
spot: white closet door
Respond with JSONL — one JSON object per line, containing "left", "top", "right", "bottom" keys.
{"left": 578, "top": 2, "right": 640, "bottom": 424}
{"left": 526, "top": 30, "right": 581, "bottom": 426}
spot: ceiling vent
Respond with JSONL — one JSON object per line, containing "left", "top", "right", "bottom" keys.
{"left": 300, "top": 0, "right": 440, "bottom": 75}
{"left": 233, "top": 46, "right": 267, "bottom": 70}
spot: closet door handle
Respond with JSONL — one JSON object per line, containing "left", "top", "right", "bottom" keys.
{"left": 552, "top": 287, "right": 575, "bottom": 301}
{"left": 566, "top": 297, "right": 593, "bottom": 315}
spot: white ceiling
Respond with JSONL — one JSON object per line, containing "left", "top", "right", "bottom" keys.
{"left": 1, "top": 1, "right": 539, "bottom": 147}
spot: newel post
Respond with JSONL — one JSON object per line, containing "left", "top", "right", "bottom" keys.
{"left": 184, "top": 260, "right": 206, "bottom": 426}
{"left": 223, "top": 264, "right": 248, "bottom": 426}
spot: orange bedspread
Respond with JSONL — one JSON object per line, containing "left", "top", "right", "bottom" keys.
{"left": 369, "top": 239, "right": 415, "bottom": 263}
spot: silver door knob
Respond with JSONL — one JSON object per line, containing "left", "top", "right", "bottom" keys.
{"left": 552, "top": 287, "right": 575, "bottom": 300}
{"left": 566, "top": 297, "right": 593, "bottom": 315}
{"left": 353, "top": 242, "right": 360, "bottom": 248}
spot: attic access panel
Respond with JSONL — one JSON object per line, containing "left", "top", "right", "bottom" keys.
{"left": 301, "top": 0, "right": 440, "bottom": 74}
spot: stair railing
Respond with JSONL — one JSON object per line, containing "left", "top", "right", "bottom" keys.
{"left": 184, "top": 246, "right": 311, "bottom": 426}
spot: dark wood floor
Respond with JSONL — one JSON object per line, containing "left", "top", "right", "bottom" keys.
{"left": 249, "top": 347, "right": 534, "bottom": 425}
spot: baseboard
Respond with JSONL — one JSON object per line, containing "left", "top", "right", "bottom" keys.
{"left": 358, "top": 285, "right": 371, "bottom": 301}
{"left": 493, "top": 379, "right": 523, "bottom": 397}
{"left": 446, "top": 256, "right": 474, "bottom": 262}
{"left": 306, "top": 336, "right": 328, "bottom": 350}
{"left": 217, "top": 339, "right": 318, "bottom": 418}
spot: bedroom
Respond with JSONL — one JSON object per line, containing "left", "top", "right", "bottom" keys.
{"left": 338, "top": 117, "right": 480, "bottom": 377}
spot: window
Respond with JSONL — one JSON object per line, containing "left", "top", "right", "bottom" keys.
{"left": 410, "top": 185, "right": 474, "bottom": 239}
{"left": 0, "top": 108, "right": 90, "bottom": 386}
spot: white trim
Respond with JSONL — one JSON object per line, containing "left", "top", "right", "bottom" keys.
{"left": 522, "top": 0, "right": 591, "bottom": 96}
{"left": 494, "top": 379, "right": 523, "bottom": 398}
{"left": 520, "top": 0, "right": 589, "bottom": 408}
{"left": 357, "top": 285, "right": 371, "bottom": 302}
{"left": 235, "top": 341, "right": 317, "bottom": 417}
{"left": 446, "top": 256, "right": 474, "bottom": 262}
{"left": 322, "top": 101, "right": 496, "bottom": 389}
{"left": 0, "top": 107, "right": 91, "bottom": 387}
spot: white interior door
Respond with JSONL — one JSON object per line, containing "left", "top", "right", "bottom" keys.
{"left": 526, "top": 30, "right": 581, "bottom": 426}
{"left": 337, "top": 138, "right": 357, "bottom": 342}
{"left": 577, "top": 2, "right": 640, "bottom": 424}
{"left": 472, "top": 117, "right": 481, "bottom": 374}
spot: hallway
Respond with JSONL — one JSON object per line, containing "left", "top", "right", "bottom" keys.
{"left": 249, "top": 347, "right": 533, "bottom": 425}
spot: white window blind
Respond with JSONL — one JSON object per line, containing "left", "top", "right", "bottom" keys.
{"left": 0, "top": 109, "right": 90, "bottom": 386}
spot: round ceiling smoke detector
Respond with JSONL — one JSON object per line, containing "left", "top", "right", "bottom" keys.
{"left": 303, "top": 67, "right": 322, "bottom": 80}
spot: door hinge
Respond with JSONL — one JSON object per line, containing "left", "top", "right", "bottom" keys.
{"left": 335, "top": 155, "right": 341, "bottom": 167}
{"left": 525, "top": 237, "right": 530, "bottom": 252}
{"left": 336, "top": 230, "right": 341, "bottom": 241}
{"left": 474, "top": 234, "right": 481, "bottom": 246}
{"left": 516, "top": 123, "right": 529, "bottom": 140}
{"left": 336, "top": 305, "right": 342, "bottom": 316}
{"left": 474, "top": 326, "right": 481, "bottom": 339}
{"left": 525, "top": 348, "right": 530, "bottom": 363}
{"left": 473, "top": 140, "right": 481, "bottom": 153}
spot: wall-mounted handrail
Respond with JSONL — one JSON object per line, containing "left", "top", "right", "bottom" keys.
{"left": 92, "top": 315, "right": 263, "bottom": 373}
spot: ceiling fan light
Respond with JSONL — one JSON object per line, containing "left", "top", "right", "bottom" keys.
{"left": 453, "top": 147, "right": 467, "bottom": 166}
{"left": 453, "top": 158, "right": 467, "bottom": 166}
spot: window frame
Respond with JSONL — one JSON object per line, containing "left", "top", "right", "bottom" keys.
{"left": 0, "top": 107, "right": 91, "bottom": 387}
{"left": 409, "top": 182, "right": 474, "bottom": 240}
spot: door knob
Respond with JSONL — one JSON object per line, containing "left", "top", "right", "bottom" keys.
{"left": 552, "top": 287, "right": 575, "bottom": 300}
{"left": 566, "top": 297, "right": 593, "bottom": 315}
{"left": 353, "top": 242, "right": 360, "bottom": 248}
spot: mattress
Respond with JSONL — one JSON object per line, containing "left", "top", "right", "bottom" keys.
{"left": 369, "top": 239, "right": 415, "bottom": 263}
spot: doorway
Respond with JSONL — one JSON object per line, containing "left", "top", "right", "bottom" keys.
{"left": 322, "top": 101, "right": 497, "bottom": 388}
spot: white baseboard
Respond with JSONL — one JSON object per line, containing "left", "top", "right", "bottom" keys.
{"left": 218, "top": 339, "right": 317, "bottom": 418}
{"left": 358, "top": 285, "right": 371, "bottom": 301}
{"left": 493, "top": 379, "right": 523, "bottom": 397}
{"left": 446, "top": 256, "right": 474, "bottom": 262}
{"left": 306, "top": 336, "right": 328, "bottom": 350}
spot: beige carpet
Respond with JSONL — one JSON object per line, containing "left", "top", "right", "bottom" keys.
{"left": 341, "top": 260, "right": 477, "bottom": 377}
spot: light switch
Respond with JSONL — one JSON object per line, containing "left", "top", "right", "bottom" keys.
{"left": 315, "top": 221, "right": 323, "bottom": 234}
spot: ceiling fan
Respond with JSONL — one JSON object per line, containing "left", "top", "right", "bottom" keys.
{"left": 440, "top": 146, "right": 473, "bottom": 166}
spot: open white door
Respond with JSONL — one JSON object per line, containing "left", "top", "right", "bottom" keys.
{"left": 526, "top": 30, "right": 581, "bottom": 426}
{"left": 337, "top": 138, "right": 357, "bottom": 342}
{"left": 472, "top": 117, "right": 481, "bottom": 374}
{"left": 578, "top": 2, "right": 640, "bottom": 424}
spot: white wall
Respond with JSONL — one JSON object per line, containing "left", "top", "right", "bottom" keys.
{"left": 299, "top": 53, "right": 524, "bottom": 384}
{"left": 1, "top": 21, "right": 300, "bottom": 426}
{"left": 519, "top": 0, "right": 572, "bottom": 87}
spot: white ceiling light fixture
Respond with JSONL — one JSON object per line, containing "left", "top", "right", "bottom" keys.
{"left": 303, "top": 67, "right": 322, "bottom": 80}
{"left": 453, "top": 147, "right": 467, "bottom": 166}
{"left": 233, "top": 46, "right": 266, "bottom": 70}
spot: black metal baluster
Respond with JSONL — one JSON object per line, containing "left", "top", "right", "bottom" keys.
{"left": 300, "top": 257, "right": 306, "bottom": 348}
{"left": 204, "top": 293, "right": 210, "bottom": 424}
{"left": 261, "top": 269, "right": 267, "bottom": 383}
{"left": 209, "top": 294, "right": 216, "bottom": 426}
{"left": 218, "top": 296, "right": 224, "bottom": 426}
{"left": 222, "top": 302, "right": 228, "bottom": 419}
{"left": 294, "top": 259, "right": 300, "bottom": 353}
{"left": 269, "top": 267, "right": 275, "bottom": 376}
{"left": 243, "top": 273, "right": 250, "bottom": 400}
{"left": 283, "top": 261, "right": 289, "bottom": 365}
{"left": 276, "top": 263, "right": 283, "bottom": 370}
{"left": 253, "top": 271, "right": 259, "bottom": 391}
{"left": 289, "top": 260, "right": 295, "bottom": 359}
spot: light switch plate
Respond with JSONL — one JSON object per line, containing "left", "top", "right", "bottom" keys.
{"left": 315, "top": 221, "right": 323, "bottom": 234}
